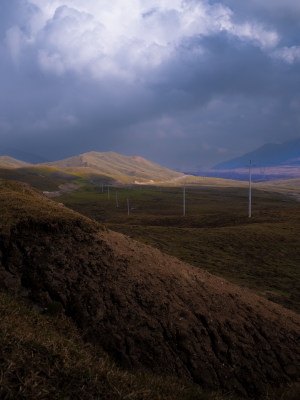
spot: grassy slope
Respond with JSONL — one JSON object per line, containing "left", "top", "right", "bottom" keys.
{"left": 0, "top": 180, "right": 100, "bottom": 238}
{"left": 0, "top": 167, "right": 76, "bottom": 191}
{"left": 0, "top": 156, "right": 249, "bottom": 191}
{"left": 3, "top": 292, "right": 298, "bottom": 400}
{"left": 0, "top": 156, "right": 31, "bottom": 168}
{"left": 1, "top": 180, "right": 299, "bottom": 400}
{"left": 0, "top": 181, "right": 229, "bottom": 400}
{"left": 0, "top": 166, "right": 114, "bottom": 192}
{"left": 256, "top": 178, "right": 300, "bottom": 201}
{"left": 44, "top": 151, "right": 183, "bottom": 183}
{"left": 56, "top": 183, "right": 300, "bottom": 313}
{"left": 0, "top": 292, "right": 219, "bottom": 400}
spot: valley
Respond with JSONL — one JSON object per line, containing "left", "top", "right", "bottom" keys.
{"left": 0, "top": 180, "right": 299, "bottom": 399}
{"left": 0, "top": 152, "right": 299, "bottom": 399}
{"left": 2, "top": 1, "right": 300, "bottom": 396}
{"left": 56, "top": 182, "right": 300, "bottom": 314}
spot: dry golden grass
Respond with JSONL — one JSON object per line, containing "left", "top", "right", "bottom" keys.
{"left": 256, "top": 178, "right": 300, "bottom": 201}
{"left": 0, "top": 156, "right": 31, "bottom": 168}
{"left": 44, "top": 151, "right": 182, "bottom": 183}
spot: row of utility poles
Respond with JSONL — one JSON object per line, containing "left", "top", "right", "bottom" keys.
{"left": 101, "top": 160, "right": 252, "bottom": 218}
{"left": 249, "top": 160, "right": 252, "bottom": 218}
{"left": 102, "top": 184, "right": 131, "bottom": 215}
{"left": 181, "top": 159, "right": 251, "bottom": 218}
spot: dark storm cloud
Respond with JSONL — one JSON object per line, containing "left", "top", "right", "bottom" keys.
{"left": 0, "top": 0, "right": 300, "bottom": 168}
{"left": 123, "top": 32, "right": 300, "bottom": 167}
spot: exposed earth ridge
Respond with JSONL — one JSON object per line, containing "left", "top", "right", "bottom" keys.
{"left": 0, "top": 181, "right": 299, "bottom": 398}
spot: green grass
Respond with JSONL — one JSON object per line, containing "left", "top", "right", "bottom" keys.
{"left": 0, "top": 165, "right": 115, "bottom": 192}
{"left": 0, "top": 167, "right": 65, "bottom": 191}
{"left": 56, "top": 184, "right": 300, "bottom": 313}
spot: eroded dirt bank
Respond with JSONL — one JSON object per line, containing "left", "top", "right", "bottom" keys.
{"left": 0, "top": 182, "right": 299, "bottom": 398}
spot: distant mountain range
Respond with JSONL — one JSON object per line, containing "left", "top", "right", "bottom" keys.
{"left": 213, "top": 137, "right": 300, "bottom": 169}
{"left": 182, "top": 137, "right": 300, "bottom": 181}
{"left": 2, "top": 140, "right": 300, "bottom": 184}
{"left": 179, "top": 138, "right": 300, "bottom": 181}
{"left": 0, "top": 151, "right": 182, "bottom": 184}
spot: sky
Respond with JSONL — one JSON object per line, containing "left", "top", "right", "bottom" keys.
{"left": 0, "top": 0, "right": 300, "bottom": 169}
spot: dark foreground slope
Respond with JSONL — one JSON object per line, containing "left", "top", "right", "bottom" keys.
{"left": 0, "top": 292, "right": 210, "bottom": 400}
{"left": 0, "top": 181, "right": 299, "bottom": 398}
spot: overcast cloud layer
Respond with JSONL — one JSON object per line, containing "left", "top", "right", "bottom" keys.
{"left": 1, "top": 0, "right": 300, "bottom": 168}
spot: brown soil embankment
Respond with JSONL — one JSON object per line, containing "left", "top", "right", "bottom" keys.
{"left": 0, "top": 181, "right": 299, "bottom": 398}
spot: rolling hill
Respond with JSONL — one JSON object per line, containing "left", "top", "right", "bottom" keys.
{"left": 0, "top": 165, "right": 89, "bottom": 192}
{"left": 0, "top": 156, "right": 31, "bottom": 168}
{"left": 43, "top": 151, "right": 183, "bottom": 183}
{"left": 0, "top": 147, "right": 48, "bottom": 164}
{"left": 0, "top": 180, "right": 299, "bottom": 398}
{"left": 0, "top": 151, "right": 184, "bottom": 192}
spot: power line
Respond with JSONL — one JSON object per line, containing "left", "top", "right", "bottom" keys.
{"left": 249, "top": 160, "right": 252, "bottom": 218}
{"left": 183, "top": 186, "right": 186, "bottom": 216}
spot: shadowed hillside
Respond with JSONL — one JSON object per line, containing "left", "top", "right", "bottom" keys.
{"left": 201, "top": 138, "right": 300, "bottom": 181}
{"left": 214, "top": 138, "right": 300, "bottom": 170}
{"left": 0, "top": 292, "right": 213, "bottom": 400}
{"left": 0, "top": 180, "right": 299, "bottom": 398}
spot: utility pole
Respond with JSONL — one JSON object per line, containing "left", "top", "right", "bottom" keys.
{"left": 127, "top": 198, "right": 130, "bottom": 215}
{"left": 183, "top": 186, "right": 186, "bottom": 216}
{"left": 102, "top": 184, "right": 104, "bottom": 193}
{"left": 116, "top": 191, "right": 119, "bottom": 208}
{"left": 107, "top": 185, "right": 110, "bottom": 200}
{"left": 249, "top": 160, "right": 252, "bottom": 218}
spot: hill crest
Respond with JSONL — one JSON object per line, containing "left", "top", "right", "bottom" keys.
{"left": 0, "top": 156, "right": 31, "bottom": 168}
{"left": 42, "top": 151, "right": 183, "bottom": 183}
